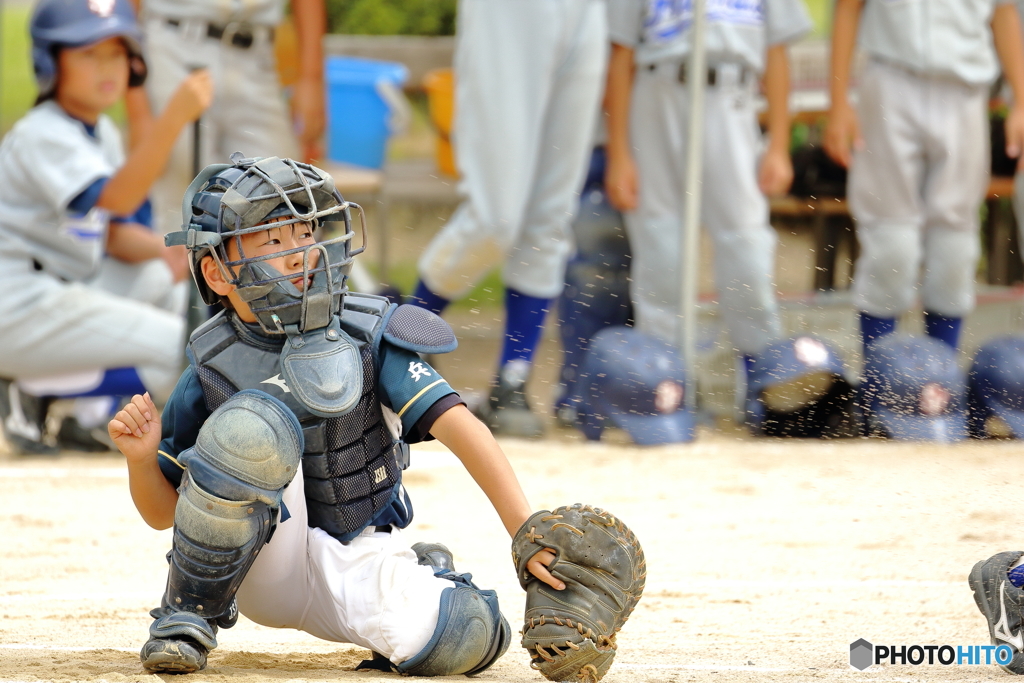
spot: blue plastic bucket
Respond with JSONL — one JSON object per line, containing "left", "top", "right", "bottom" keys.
{"left": 325, "top": 56, "right": 409, "bottom": 169}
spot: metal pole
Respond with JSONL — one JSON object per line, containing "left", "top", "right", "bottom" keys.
{"left": 678, "top": 0, "right": 708, "bottom": 413}
{"left": 182, "top": 116, "right": 205, "bottom": 353}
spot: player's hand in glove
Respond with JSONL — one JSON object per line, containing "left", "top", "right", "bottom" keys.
{"left": 513, "top": 504, "right": 646, "bottom": 683}
{"left": 108, "top": 392, "right": 162, "bottom": 464}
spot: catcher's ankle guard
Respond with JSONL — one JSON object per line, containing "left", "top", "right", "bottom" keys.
{"left": 396, "top": 582, "right": 511, "bottom": 677}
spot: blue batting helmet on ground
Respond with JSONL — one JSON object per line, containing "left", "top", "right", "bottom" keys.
{"left": 31, "top": 0, "right": 145, "bottom": 97}
{"left": 968, "top": 335, "right": 1024, "bottom": 438}
{"left": 570, "top": 327, "right": 695, "bottom": 445}
{"left": 746, "top": 335, "right": 856, "bottom": 438}
{"left": 861, "top": 334, "right": 967, "bottom": 442}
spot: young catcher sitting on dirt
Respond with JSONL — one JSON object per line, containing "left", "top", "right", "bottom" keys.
{"left": 107, "top": 156, "right": 645, "bottom": 680}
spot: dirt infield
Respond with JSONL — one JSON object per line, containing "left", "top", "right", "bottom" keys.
{"left": 2, "top": 433, "right": 1023, "bottom": 682}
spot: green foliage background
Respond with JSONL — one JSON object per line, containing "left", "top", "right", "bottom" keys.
{"left": 325, "top": 0, "right": 458, "bottom": 35}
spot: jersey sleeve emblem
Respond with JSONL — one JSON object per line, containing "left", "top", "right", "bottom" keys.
{"left": 408, "top": 361, "right": 432, "bottom": 382}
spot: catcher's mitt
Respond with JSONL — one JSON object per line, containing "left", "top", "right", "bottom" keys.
{"left": 511, "top": 504, "right": 645, "bottom": 682}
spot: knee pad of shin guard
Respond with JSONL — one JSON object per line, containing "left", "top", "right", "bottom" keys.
{"left": 396, "top": 585, "right": 511, "bottom": 677}
{"left": 181, "top": 390, "right": 303, "bottom": 502}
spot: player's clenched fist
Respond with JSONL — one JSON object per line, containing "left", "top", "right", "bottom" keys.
{"left": 108, "top": 392, "right": 161, "bottom": 463}
{"left": 166, "top": 69, "right": 214, "bottom": 126}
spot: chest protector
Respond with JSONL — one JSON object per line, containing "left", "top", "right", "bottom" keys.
{"left": 188, "top": 293, "right": 407, "bottom": 542}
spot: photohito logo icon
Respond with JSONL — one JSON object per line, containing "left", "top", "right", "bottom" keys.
{"left": 850, "top": 639, "right": 873, "bottom": 671}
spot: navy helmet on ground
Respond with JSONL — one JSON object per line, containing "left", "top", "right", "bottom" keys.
{"left": 570, "top": 327, "right": 694, "bottom": 445}
{"left": 31, "top": 0, "right": 146, "bottom": 97}
{"left": 862, "top": 333, "right": 967, "bottom": 441}
{"left": 746, "top": 335, "right": 856, "bottom": 438}
{"left": 968, "top": 334, "right": 1024, "bottom": 438}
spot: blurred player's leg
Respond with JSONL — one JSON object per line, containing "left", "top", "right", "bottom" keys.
{"left": 486, "top": 0, "right": 607, "bottom": 436}
{"left": 416, "top": 0, "right": 605, "bottom": 437}
{"left": 919, "top": 78, "right": 988, "bottom": 350}
{"left": 217, "top": 38, "right": 300, "bottom": 163}
{"left": 700, "top": 67, "right": 782, "bottom": 358}
{"left": 624, "top": 67, "right": 687, "bottom": 344}
{"left": 0, "top": 277, "right": 183, "bottom": 403}
{"left": 416, "top": 0, "right": 564, "bottom": 301}
{"left": 848, "top": 61, "right": 928, "bottom": 349}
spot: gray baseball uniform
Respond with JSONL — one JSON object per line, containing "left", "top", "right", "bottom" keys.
{"left": 141, "top": 0, "right": 298, "bottom": 235}
{"left": 607, "top": 0, "right": 810, "bottom": 353}
{"left": 849, "top": 0, "right": 1010, "bottom": 319}
{"left": 416, "top": 0, "right": 608, "bottom": 301}
{"left": 0, "top": 102, "right": 184, "bottom": 400}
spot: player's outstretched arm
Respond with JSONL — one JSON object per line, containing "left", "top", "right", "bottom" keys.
{"left": 993, "top": 3, "right": 1024, "bottom": 168}
{"left": 108, "top": 393, "right": 179, "bottom": 530}
{"left": 96, "top": 70, "right": 214, "bottom": 216}
{"left": 604, "top": 42, "right": 639, "bottom": 212}
{"left": 429, "top": 404, "right": 565, "bottom": 590}
{"left": 824, "top": 0, "right": 863, "bottom": 167}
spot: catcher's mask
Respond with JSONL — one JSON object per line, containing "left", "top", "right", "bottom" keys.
{"left": 167, "top": 154, "right": 366, "bottom": 336}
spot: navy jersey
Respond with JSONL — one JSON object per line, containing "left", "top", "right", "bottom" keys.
{"left": 155, "top": 337, "right": 462, "bottom": 528}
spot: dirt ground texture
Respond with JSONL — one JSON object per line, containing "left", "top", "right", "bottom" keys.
{"left": 4, "top": 433, "right": 1024, "bottom": 683}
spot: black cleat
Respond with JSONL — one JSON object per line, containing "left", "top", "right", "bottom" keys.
{"left": 140, "top": 636, "right": 208, "bottom": 674}
{"left": 57, "top": 416, "right": 113, "bottom": 452}
{"left": 0, "top": 379, "right": 56, "bottom": 455}
{"left": 969, "top": 551, "right": 1024, "bottom": 673}
{"left": 475, "top": 361, "right": 544, "bottom": 439}
{"left": 412, "top": 542, "right": 457, "bottom": 573}
{"left": 140, "top": 607, "right": 218, "bottom": 674}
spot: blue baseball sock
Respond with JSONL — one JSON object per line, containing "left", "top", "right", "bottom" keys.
{"left": 742, "top": 354, "right": 757, "bottom": 387}
{"left": 924, "top": 311, "right": 962, "bottom": 350}
{"left": 859, "top": 312, "right": 897, "bottom": 352}
{"left": 500, "top": 288, "right": 551, "bottom": 368}
{"left": 409, "top": 280, "right": 450, "bottom": 316}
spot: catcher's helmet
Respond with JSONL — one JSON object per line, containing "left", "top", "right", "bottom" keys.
{"left": 861, "top": 333, "right": 967, "bottom": 441}
{"left": 746, "top": 335, "right": 856, "bottom": 438}
{"left": 570, "top": 326, "right": 695, "bottom": 445}
{"left": 30, "top": 0, "right": 146, "bottom": 97}
{"left": 968, "top": 335, "right": 1024, "bottom": 438}
{"left": 166, "top": 154, "right": 365, "bottom": 336}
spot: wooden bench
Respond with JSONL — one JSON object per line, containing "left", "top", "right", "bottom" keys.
{"left": 770, "top": 175, "right": 1019, "bottom": 291}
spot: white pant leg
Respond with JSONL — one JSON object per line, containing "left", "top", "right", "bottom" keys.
{"left": 700, "top": 73, "right": 781, "bottom": 354}
{"left": 216, "top": 40, "right": 299, "bottom": 164}
{"left": 919, "top": 79, "right": 988, "bottom": 317}
{"left": 144, "top": 19, "right": 298, "bottom": 236}
{"left": 849, "top": 62, "right": 928, "bottom": 317}
{"left": 238, "top": 466, "right": 448, "bottom": 664}
{"left": 89, "top": 258, "right": 187, "bottom": 316}
{"left": 418, "top": 0, "right": 604, "bottom": 300}
{"left": 506, "top": 0, "right": 607, "bottom": 298}
{"left": 626, "top": 67, "right": 780, "bottom": 354}
{"left": 625, "top": 69, "right": 688, "bottom": 344}
{"left": 0, "top": 265, "right": 184, "bottom": 401}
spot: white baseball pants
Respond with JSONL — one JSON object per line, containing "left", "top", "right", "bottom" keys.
{"left": 417, "top": 0, "right": 608, "bottom": 300}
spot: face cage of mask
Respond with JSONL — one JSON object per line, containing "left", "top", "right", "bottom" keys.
{"left": 200, "top": 161, "right": 367, "bottom": 335}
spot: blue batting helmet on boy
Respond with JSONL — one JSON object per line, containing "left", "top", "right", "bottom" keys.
{"left": 30, "top": 0, "right": 146, "bottom": 97}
